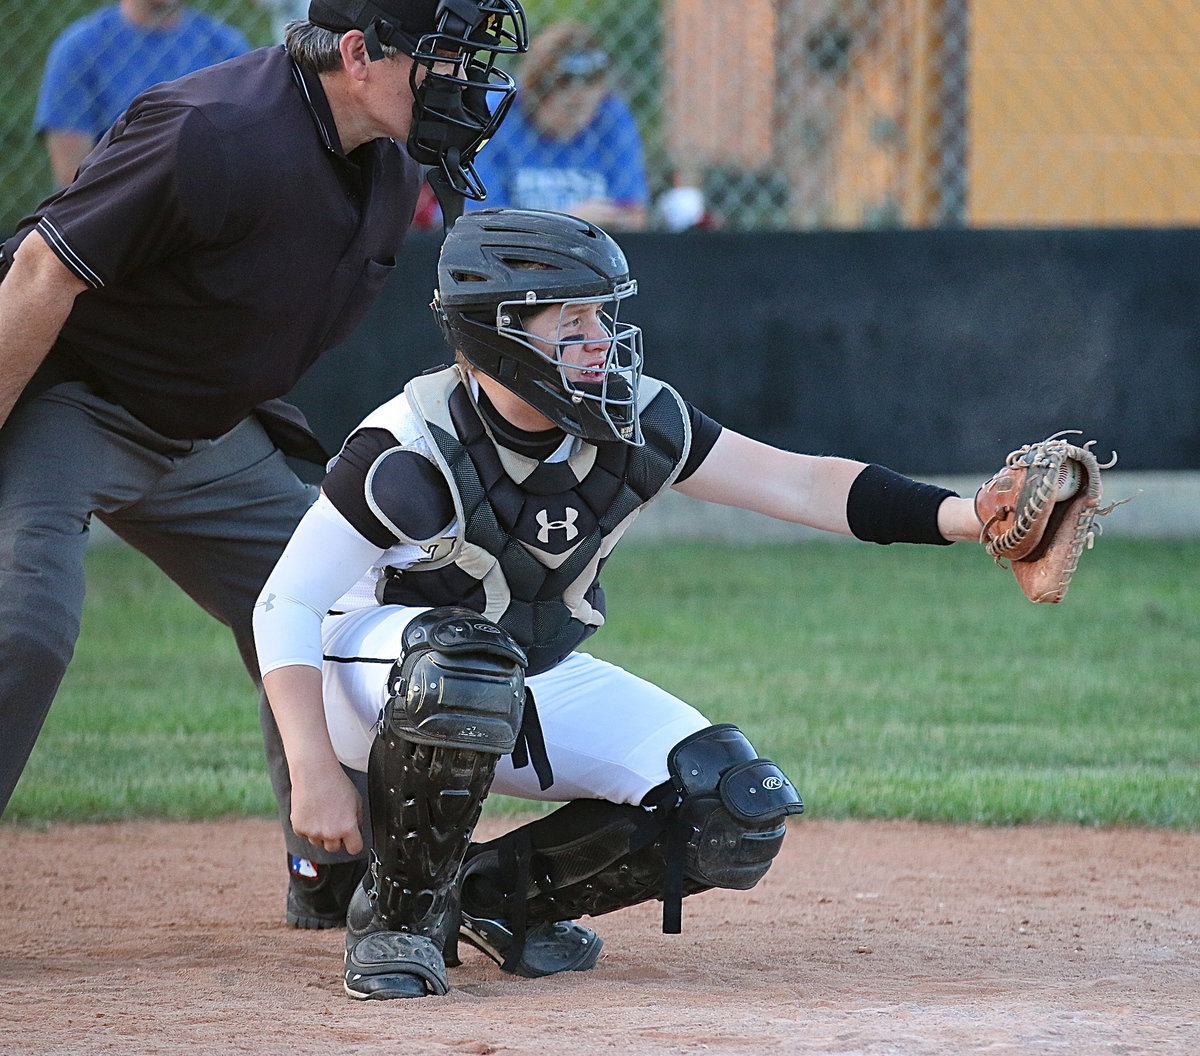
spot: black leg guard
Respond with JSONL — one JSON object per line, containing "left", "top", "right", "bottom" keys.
{"left": 459, "top": 724, "right": 804, "bottom": 942}
{"left": 455, "top": 799, "right": 653, "bottom": 974}
{"left": 344, "top": 608, "right": 526, "bottom": 999}
{"left": 364, "top": 738, "right": 501, "bottom": 936}
{"left": 459, "top": 799, "right": 702, "bottom": 947}
{"left": 460, "top": 799, "right": 669, "bottom": 922}
{"left": 360, "top": 606, "right": 526, "bottom": 938}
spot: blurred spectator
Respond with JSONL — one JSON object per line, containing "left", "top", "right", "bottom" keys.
{"left": 467, "top": 21, "right": 648, "bottom": 230}
{"left": 257, "top": 0, "right": 308, "bottom": 42}
{"left": 34, "top": 0, "right": 250, "bottom": 187}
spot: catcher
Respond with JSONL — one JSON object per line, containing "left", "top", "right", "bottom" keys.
{"left": 252, "top": 209, "right": 1114, "bottom": 999}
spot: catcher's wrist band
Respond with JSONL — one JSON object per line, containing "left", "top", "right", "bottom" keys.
{"left": 846, "top": 464, "right": 957, "bottom": 546}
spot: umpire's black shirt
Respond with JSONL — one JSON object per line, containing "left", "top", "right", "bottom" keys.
{"left": 6, "top": 46, "right": 421, "bottom": 441}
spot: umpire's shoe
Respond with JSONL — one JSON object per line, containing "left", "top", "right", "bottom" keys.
{"left": 285, "top": 856, "right": 367, "bottom": 929}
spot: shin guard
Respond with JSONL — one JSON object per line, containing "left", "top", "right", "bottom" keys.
{"left": 358, "top": 608, "right": 527, "bottom": 940}
{"left": 459, "top": 724, "right": 803, "bottom": 938}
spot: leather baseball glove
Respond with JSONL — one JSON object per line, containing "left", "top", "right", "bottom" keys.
{"left": 974, "top": 432, "right": 1121, "bottom": 603}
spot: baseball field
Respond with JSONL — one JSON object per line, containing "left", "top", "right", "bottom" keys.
{"left": 2, "top": 537, "right": 1196, "bottom": 1054}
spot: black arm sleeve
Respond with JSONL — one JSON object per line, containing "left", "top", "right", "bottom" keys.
{"left": 323, "top": 428, "right": 456, "bottom": 548}
{"left": 846, "top": 463, "right": 957, "bottom": 546}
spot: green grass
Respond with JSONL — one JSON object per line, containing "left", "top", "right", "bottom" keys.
{"left": 5, "top": 544, "right": 270, "bottom": 824}
{"left": 4, "top": 537, "right": 1197, "bottom": 828}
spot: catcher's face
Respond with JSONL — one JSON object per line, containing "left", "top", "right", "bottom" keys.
{"left": 495, "top": 291, "right": 644, "bottom": 443}
{"left": 520, "top": 300, "right": 614, "bottom": 384}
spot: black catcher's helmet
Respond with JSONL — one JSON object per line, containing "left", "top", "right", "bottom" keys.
{"left": 307, "top": 0, "right": 528, "bottom": 199}
{"left": 433, "top": 209, "right": 645, "bottom": 446}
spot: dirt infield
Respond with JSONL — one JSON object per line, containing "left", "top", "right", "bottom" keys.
{"left": 2, "top": 816, "right": 1196, "bottom": 1056}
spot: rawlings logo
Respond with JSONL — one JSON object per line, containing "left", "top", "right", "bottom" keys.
{"left": 761, "top": 776, "right": 785, "bottom": 791}
{"left": 536, "top": 507, "right": 580, "bottom": 543}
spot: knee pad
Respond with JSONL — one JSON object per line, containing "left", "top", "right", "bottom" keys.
{"left": 385, "top": 606, "right": 527, "bottom": 753}
{"left": 667, "top": 723, "right": 804, "bottom": 890}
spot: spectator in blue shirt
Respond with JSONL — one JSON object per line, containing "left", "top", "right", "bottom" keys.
{"left": 35, "top": 0, "right": 250, "bottom": 186}
{"left": 468, "top": 21, "right": 648, "bottom": 230}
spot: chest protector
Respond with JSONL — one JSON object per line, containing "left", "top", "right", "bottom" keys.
{"left": 378, "top": 368, "right": 691, "bottom": 674}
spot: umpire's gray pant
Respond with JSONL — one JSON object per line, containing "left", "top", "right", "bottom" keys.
{"left": 0, "top": 382, "right": 363, "bottom": 866}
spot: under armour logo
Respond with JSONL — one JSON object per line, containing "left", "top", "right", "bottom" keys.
{"left": 536, "top": 506, "right": 580, "bottom": 543}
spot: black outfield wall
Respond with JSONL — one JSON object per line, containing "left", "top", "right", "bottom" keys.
{"left": 290, "top": 227, "right": 1200, "bottom": 474}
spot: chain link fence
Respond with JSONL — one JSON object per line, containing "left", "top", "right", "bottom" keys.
{"left": 3, "top": 0, "right": 1200, "bottom": 236}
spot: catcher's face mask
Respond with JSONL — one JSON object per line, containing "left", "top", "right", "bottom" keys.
{"left": 495, "top": 287, "right": 644, "bottom": 446}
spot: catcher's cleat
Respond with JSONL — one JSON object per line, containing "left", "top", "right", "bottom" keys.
{"left": 457, "top": 912, "right": 602, "bottom": 978}
{"left": 285, "top": 856, "right": 367, "bottom": 930}
{"left": 344, "top": 931, "right": 449, "bottom": 1000}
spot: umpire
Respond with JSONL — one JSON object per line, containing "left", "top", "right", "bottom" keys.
{"left": 0, "top": 0, "right": 528, "bottom": 927}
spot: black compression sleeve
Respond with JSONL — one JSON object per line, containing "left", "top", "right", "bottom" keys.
{"left": 846, "top": 463, "right": 957, "bottom": 546}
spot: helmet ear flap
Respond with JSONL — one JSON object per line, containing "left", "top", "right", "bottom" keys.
{"left": 447, "top": 314, "right": 519, "bottom": 387}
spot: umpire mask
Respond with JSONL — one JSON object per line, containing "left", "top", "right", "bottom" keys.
{"left": 308, "top": 0, "right": 528, "bottom": 199}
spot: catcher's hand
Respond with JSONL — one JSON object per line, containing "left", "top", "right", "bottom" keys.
{"left": 974, "top": 431, "right": 1121, "bottom": 603}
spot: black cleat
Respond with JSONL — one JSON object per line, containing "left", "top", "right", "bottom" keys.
{"left": 459, "top": 912, "right": 603, "bottom": 978}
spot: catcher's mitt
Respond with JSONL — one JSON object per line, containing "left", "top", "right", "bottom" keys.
{"left": 975, "top": 431, "right": 1121, "bottom": 603}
